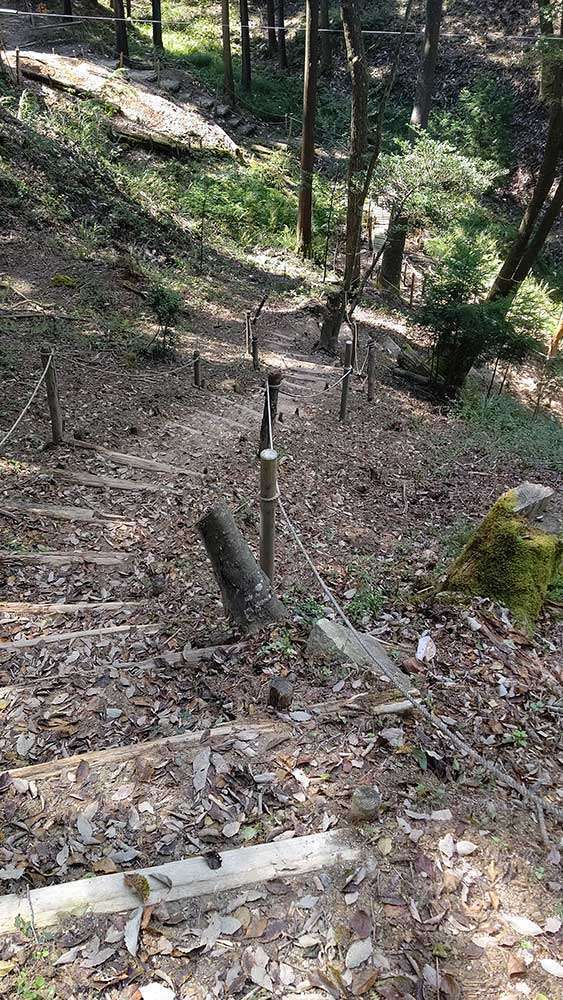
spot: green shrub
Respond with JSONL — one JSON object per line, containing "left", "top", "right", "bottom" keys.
{"left": 457, "top": 389, "right": 563, "bottom": 471}
{"left": 430, "top": 75, "right": 514, "bottom": 168}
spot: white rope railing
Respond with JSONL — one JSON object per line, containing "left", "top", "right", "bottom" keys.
{"left": 0, "top": 352, "right": 52, "bottom": 450}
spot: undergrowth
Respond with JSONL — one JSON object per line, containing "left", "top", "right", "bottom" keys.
{"left": 457, "top": 389, "right": 563, "bottom": 471}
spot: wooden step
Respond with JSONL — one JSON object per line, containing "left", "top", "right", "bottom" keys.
{"left": 0, "top": 600, "right": 138, "bottom": 617}
{"left": 71, "top": 441, "right": 204, "bottom": 480}
{"left": 0, "top": 502, "right": 129, "bottom": 525}
{"left": 43, "top": 469, "right": 184, "bottom": 495}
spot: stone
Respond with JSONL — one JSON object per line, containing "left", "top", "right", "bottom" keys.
{"left": 350, "top": 786, "right": 381, "bottom": 822}
{"left": 267, "top": 677, "right": 293, "bottom": 711}
{"left": 445, "top": 482, "right": 562, "bottom": 625}
{"left": 160, "top": 76, "right": 181, "bottom": 94}
{"left": 306, "top": 619, "right": 415, "bottom": 693}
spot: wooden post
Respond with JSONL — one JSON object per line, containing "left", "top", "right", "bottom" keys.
{"left": 409, "top": 272, "right": 415, "bottom": 306}
{"left": 366, "top": 202, "right": 373, "bottom": 252}
{"left": 351, "top": 320, "right": 358, "bottom": 369}
{"left": 367, "top": 339, "right": 376, "bottom": 403}
{"left": 402, "top": 261, "right": 408, "bottom": 286}
{"left": 259, "top": 371, "right": 283, "bottom": 454}
{"left": 259, "top": 448, "right": 278, "bottom": 583}
{"left": 245, "top": 311, "right": 251, "bottom": 354}
{"left": 251, "top": 332, "right": 259, "bottom": 371}
{"left": 15, "top": 48, "right": 20, "bottom": 85}
{"left": 421, "top": 273, "right": 427, "bottom": 298}
{"left": 339, "top": 340, "right": 352, "bottom": 423}
{"left": 41, "top": 348, "right": 64, "bottom": 444}
{"left": 193, "top": 350, "right": 201, "bottom": 387}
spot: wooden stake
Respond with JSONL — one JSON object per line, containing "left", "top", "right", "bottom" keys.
{"left": 260, "top": 448, "right": 278, "bottom": 583}
{"left": 193, "top": 350, "right": 201, "bottom": 387}
{"left": 259, "top": 371, "right": 283, "bottom": 454}
{"left": 367, "top": 339, "right": 376, "bottom": 402}
{"left": 351, "top": 320, "right": 358, "bottom": 368}
{"left": 251, "top": 332, "right": 259, "bottom": 371}
{"left": 40, "top": 347, "right": 64, "bottom": 444}
{"left": 245, "top": 311, "right": 251, "bottom": 353}
{"left": 409, "top": 272, "right": 415, "bottom": 306}
{"left": 402, "top": 260, "right": 408, "bottom": 286}
{"left": 15, "top": 47, "right": 20, "bottom": 85}
{"left": 339, "top": 340, "right": 352, "bottom": 423}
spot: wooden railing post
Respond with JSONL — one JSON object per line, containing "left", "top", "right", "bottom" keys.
{"left": 367, "top": 339, "right": 376, "bottom": 403}
{"left": 260, "top": 448, "right": 278, "bottom": 583}
{"left": 339, "top": 340, "right": 352, "bottom": 423}
{"left": 259, "top": 371, "right": 283, "bottom": 454}
{"left": 351, "top": 320, "right": 358, "bottom": 369}
{"left": 245, "top": 311, "right": 251, "bottom": 354}
{"left": 409, "top": 272, "right": 415, "bottom": 306}
{"left": 251, "top": 332, "right": 260, "bottom": 371}
{"left": 41, "top": 347, "right": 64, "bottom": 444}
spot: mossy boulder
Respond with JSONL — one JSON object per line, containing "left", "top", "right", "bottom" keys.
{"left": 445, "top": 482, "right": 562, "bottom": 626}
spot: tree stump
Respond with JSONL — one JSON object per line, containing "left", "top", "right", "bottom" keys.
{"left": 444, "top": 482, "right": 562, "bottom": 626}
{"left": 267, "top": 677, "right": 293, "bottom": 711}
{"left": 197, "top": 503, "right": 286, "bottom": 634}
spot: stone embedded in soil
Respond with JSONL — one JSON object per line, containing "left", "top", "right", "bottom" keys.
{"left": 306, "top": 618, "right": 414, "bottom": 692}
{"left": 267, "top": 677, "right": 293, "bottom": 711}
{"left": 350, "top": 785, "right": 381, "bottom": 821}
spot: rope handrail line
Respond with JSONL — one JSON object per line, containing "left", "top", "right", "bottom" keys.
{"left": 0, "top": 9, "right": 558, "bottom": 41}
{"left": 279, "top": 366, "right": 353, "bottom": 400}
{"left": 0, "top": 352, "right": 52, "bottom": 450}
{"left": 276, "top": 493, "right": 563, "bottom": 824}
{"left": 57, "top": 353, "right": 196, "bottom": 383}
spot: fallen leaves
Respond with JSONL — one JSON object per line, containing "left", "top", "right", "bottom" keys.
{"left": 345, "top": 937, "right": 373, "bottom": 969}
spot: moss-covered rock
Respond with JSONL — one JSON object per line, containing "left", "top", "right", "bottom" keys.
{"left": 445, "top": 482, "right": 562, "bottom": 626}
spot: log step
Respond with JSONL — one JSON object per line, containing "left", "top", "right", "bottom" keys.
{"left": 71, "top": 440, "right": 204, "bottom": 480}
{"left": 0, "top": 502, "right": 129, "bottom": 525}
{"left": 0, "top": 549, "right": 129, "bottom": 567}
{"left": 0, "top": 829, "right": 363, "bottom": 933}
{"left": 43, "top": 469, "right": 184, "bottom": 495}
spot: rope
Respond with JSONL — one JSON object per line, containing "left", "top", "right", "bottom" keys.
{"left": 0, "top": 353, "right": 52, "bottom": 450}
{"left": 280, "top": 367, "right": 352, "bottom": 401}
{"left": 57, "top": 353, "right": 196, "bottom": 384}
{"left": 277, "top": 493, "right": 563, "bottom": 824}
{"left": 0, "top": 9, "right": 558, "bottom": 41}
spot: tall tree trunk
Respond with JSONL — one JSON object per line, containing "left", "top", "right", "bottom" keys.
{"left": 379, "top": 214, "right": 407, "bottom": 289}
{"left": 113, "top": 0, "right": 130, "bottom": 65}
{"left": 277, "top": 0, "right": 288, "bottom": 70}
{"left": 125, "top": 0, "right": 131, "bottom": 19}
{"left": 319, "top": 0, "right": 332, "bottom": 77}
{"left": 341, "top": 0, "right": 368, "bottom": 292}
{"left": 508, "top": 173, "right": 563, "bottom": 289}
{"left": 63, "top": 0, "right": 73, "bottom": 20}
{"left": 380, "top": 0, "right": 442, "bottom": 288}
{"left": 296, "top": 0, "right": 319, "bottom": 258}
{"left": 538, "top": 1, "right": 558, "bottom": 102}
{"left": 411, "top": 0, "right": 443, "bottom": 128}
{"left": 151, "top": 0, "right": 163, "bottom": 50}
{"left": 222, "top": 0, "right": 235, "bottom": 106}
{"left": 240, "top": 0, "right": 252, "bottom": 91}
{"left": 488, "top": 73, "right": 562, "bottom": 301}
{"left": 266, "top": 0, "right": 278, "bottom": 56}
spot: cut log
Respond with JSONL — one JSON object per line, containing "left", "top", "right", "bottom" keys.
{"left": 71, "top": 440, "right": 204, "bottom": 480}
{"left": 0, "top": 829, "right": 362, "bottom": 933}
{"left": 267, "top": 677, "right": 293, "bottom": 710}
{"left": 5, "top": 720, "right": 279, "bottom": 781}
{"left": 111, "top": 117, "right": 193, "bottom": 157}
{"left": 445, "top": 482, "right": 562, "bottom": 625}
{"left": 0, "top": 622, "right": 158, "bottom": 652}
{"left": 0, "top": 600, "right": 138, "bottom": 616}
{"left": 44, "top": 468, "right": 183, "bottom": 494}
{"left": 0, "top": 549, "right": 129, "bottom": 567}
{"left": 197, "top": 503, "right": 287, "bottom": 634}
{"left": 0, "top": 502, "right": 128, "bottom": 524}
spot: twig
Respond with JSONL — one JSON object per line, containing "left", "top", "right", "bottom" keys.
{"left": 26, "top": 885, "right": 39, "bottom": 944}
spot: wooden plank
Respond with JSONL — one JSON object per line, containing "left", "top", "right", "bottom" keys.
{"left": 0, "top": 622, "right": 158, "bottom": 652}
{"left": 43, "top": 469, "right": 184, "bottom": 495}
{"left": 5, "top": 719, "right": 278, "bottom": 781}
{"left": 0, "top": 550, "right": 129, "bottom": 567}
{"left": 0, "top": 600, "right": 139, "bottom": 617}
{"left": 0, "top": 502, "right": 129, "bottom": 524}
{"left": 71, "top": 440, "right": 204, "bottom": 480}
{"left": 0, "top": 830, "right": 362, "bottom": 933}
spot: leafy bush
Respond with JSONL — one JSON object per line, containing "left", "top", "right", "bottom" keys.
{"left": 430, "top": 75, "right": 514, "bottom": 168}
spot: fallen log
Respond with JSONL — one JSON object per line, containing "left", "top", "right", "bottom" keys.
{"left": 5, "top": 719, "right": 278, "bottom": 782}
{"left": 197, "top": 503, "right": 287, "bottom": 634}
{"left": 0, "top": 830, "right": 363, "bottom": 933}
{"left": 0, "top": 502, "right": 128, "bottom": 524}
{"left": 44, "top": 468, "right": 183, "bottom": 495}
{"left": 0, "top": 622, "right": 158, "bottom": 652}
{"left": 71, "top": 440, "right": 204, "bottom": 479}
{"left": 0, "top": 600, "right": 138, "bottom": 616}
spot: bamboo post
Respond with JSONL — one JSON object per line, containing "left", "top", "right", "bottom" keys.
{"left": 245, "top": 311, "right": 251, "bottom": 354}
{"left": 402, "top": 261, "right": 408, "bottom": 286}
{"left": 409, "top": 272, "right": 415, "bottom": 306}
{"left": 193, "top": 350, "right": 201, "bottom": 387}
{"left": 259, "top": 371, "right": 283, "bottom": 454}
{"left": 41, "top": 347, "right": 64, "bottom": 444}
{"left": 259, "top": 448, "right": 278, "bottom": 583}
{"left": 251, "top": 332, "right": 259, "bottom": 371}
{"left": 15, "top": 48, "right": 20, "bottom": 85}
{"left": 367, "top": 339, "right": 376, "bottom": 403}
{"left": 339, "top": 340, "right": 353, "bottom": 423}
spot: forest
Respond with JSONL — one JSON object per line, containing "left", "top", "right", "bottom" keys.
{"left": 0, "top": 0, "right": 562, "bottom": 998}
